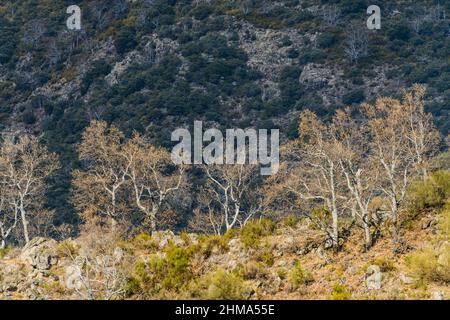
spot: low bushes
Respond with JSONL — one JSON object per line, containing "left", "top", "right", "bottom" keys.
{"left": 132, "top": 233, "right": 157, "bottom": 251}
{"left": 406, "top": 244, "right": 450, "bottom": 284}
{"left": 133, "top": 244, "right": 193, "bottom": 296}
{"left": 56, "top": 240, "right": 79, "bottom": 258}
{"left": 239, "top": 219, "right": 276, "bottom": 249}
{"left": 288, "top": 261, "right": 314, "bottom": 291}
{"left": 198, "top": 234, "right": 230, "bottom": 257}
{"left": 407, "top": 170, "right": 450, "bottom": 214}
{"left": 188, "top": 268, "right": 246, "bottom": 300}
{"left": 0, "top": 246, "right": 12, "bottom": 260}
{"left": 405, "top": 203, "right": 450, "bottom": 284}
{"left": 329, "top": 283, "right": 351, "bottom": 300}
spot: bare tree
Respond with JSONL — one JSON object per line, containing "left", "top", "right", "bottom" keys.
{"left": 322, "top": 5, "right": 341, "bottom": 26}
{"left": 276, "top": 110, "right": 347, "bottom": 250}
{"left": 72, "top": 121, "right": 133, "bottom": 225}
{"left": 90, "top": 3, "right": 109, "bottom": 31}
{"left": 363, "top": 99, "right": 408, "bottom": 241}
{"left": 411, "top": 16, "right": 425, "bottom": 34}
{"left": 265, "top": 87, "right": 441, "bottom": 250}
{"left": 189, "top": 190, "right": 224, "bottom": 235}
{"left": 260, "top": 0, "right": 273, "bottom": 16}
{"left": 113, "top": 0, "right": 129, "bottom": 18}
{"left": 194, "top": 0, "right": 212, "bottom": 6}
{"left": 363, "top": 86, "right": 441, "bottom": 242}
{"left": 125, "top": 134, "right": 185, "bottom": 232}
{"left": 201, "top": 164, "right": 261, "bottom": 233}
{"left": 426, "top": 4, "right": 446, "bottom": 21}
{"left": 0, "top": 134, "right": 59, "bottom": 244}
{"left": 402, "top": 85, "right": 441, "bottom": 180}
{"left": 410, "top": 5, "right": 427, "bottom": 34}
{"left": 73, "top": 121, "right": 186, "bottom": 233}
{"left": 344, "top": 27, "right": 368, "bottom": 63}
{"left": 331, "top": 109, "right": 377, "bottom": 250}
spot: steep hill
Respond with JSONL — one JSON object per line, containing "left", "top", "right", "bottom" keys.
{"left": 0, "top": 0, "right": 449, "bottom": 229}
{"left": 1, "top": 198, "right": 448, "bottom": 300}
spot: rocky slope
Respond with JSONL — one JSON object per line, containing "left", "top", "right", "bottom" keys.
{"left": 0, "top": 1, "right": 449, "bottom": 226}
{"left": 1, "top": 211, "right": 448, "bottom": 300}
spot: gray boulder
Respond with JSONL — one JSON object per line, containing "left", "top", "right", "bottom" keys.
{"left": 20, "top": 237, "right": 58, "bottom": 271}
{"left": 64, "top": 265, "right": 82, "bottom": 290}
{"left": 366, "top": 265, "right": 383, "bottom": 290}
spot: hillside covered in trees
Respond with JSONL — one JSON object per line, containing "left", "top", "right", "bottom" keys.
{"left": 0, "top": 0, "right": 449, "bottom": 300}
{"left": 0, "top": 0, "right": 449, "bottom": 227}
{"left": 0, "top": 85, "right": 449, "bottom": 300}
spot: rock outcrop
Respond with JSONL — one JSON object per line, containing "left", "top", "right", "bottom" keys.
{"left": 366, "top": 265, "right": 384, "bottom": 290}
{"left": 20, "top": 237, "right": 58, "bottom": 271}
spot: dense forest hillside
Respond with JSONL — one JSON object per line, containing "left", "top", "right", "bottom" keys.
{"left": 0, "top": 0, "right": 449, "bottom": 227}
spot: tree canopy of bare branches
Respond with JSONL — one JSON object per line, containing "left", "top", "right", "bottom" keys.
{"left": 191, "top": 164, "right": 261, "bottom": 234}
{"left": 72, "top": 121, "right": 186, "bottom": 233}
{"left": 266, "top": 85, "right": 440, "bottom": 250}
{"left": 344, "top": 27, "right": 368, "bottom": 63}
{"left": 0, "top": 133, "right": 59, "bottom": 245}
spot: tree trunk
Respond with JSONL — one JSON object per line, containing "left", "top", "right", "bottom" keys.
{"left": 390, "top": 200, "right": 399, "bottom": 244}
{"left": 331, "top": 208, "right": 339, "bottom": 250}
{"left": 363, "top": 216, "right": 372, "bottom": 250}
{"left": 149, "top": 205, "right": 158, "bottom": 232}
{"left": 20, "top": 208, "right": 30, "bottom": 244}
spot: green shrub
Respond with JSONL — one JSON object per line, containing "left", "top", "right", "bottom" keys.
{"left": 405, "top": 201, "right": 450, "bottom": 284}
{"left": 115, "top": 26, "right": 138, "bottom": 55}
{"left": 134, "top": 245, "right": 193, "bottom": 294}
{"left": 164, "top": 245, "right": 192, "bottom": 289}
{"left": 309, "top": 206, "right": 332, "bottom": 230}
{"left": 22, "top": 111, "right": 36, "bottom": 124}
{"left": 277, "top": 268, "right": 287, "bottom": 280}
{"left": 288, "top": 261, "right": 314, "bottom": 291}
{"left": 125, "top": 277, "right": 140, "bottom": 297}
{"left": 81, "top": 59, "right": 112, "bottom": 94}
{"left": 432, "top": 152, "right": 450, "bottom": 171}
{"left": 281, "top": 215, "right": 298, "bottom": 228}
{"left": 239, "top": 261, "right": 261, "bottom": 280}
{"left": 439, "top": 204, "right": 450, "bottom": 239}
{"left": 317, "top": 33, "right": 338, "bottom": 49}
{"left": 406, "top": 242, "right": 449, "bottom": 284}
{"left": 388, "top": 23, "right": 411, "bottom": 41}
{"left": 256, "top": 246, "right": 275, "bottom": 266}
{"left": 240, "top": 219, "right": 276, "bottom": 249}
{"left": 180, "top": 232, "right": 191, "bottom": 245}
{"left": 373, "top": 257, "right": 396, "bottom": 272}
{"left": 199, "top": 235, "right": 229, "bottom": 257}
{"left": 330, "top": 283, "right": 351, "bottom": 300}
{"left": 0, "top": 246, "right": 12, "bottom": 260}
{"left": 190, "top": 269, "right": 246, "bottom": 300}
{"left": 133, "top": 233, "right": 157, "bottom": 251}
{"left": 207, "top": 269, "right": 245, "bottom": 299}
{"left": 407, "top": 170, "right": 450, "bottom": 213}
{"left": 56, "top": 240, "right": 79, "bottom": 258}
